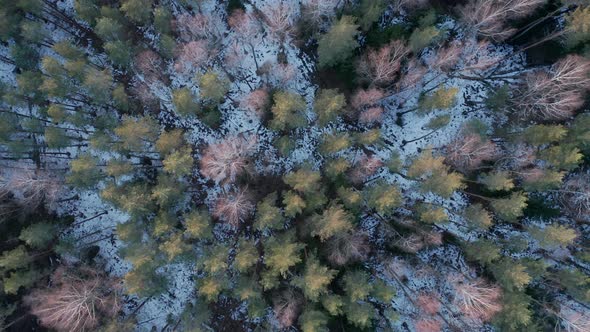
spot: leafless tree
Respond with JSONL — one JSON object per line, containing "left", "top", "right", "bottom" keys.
{"left": 323, "top": 232, "right": 370, "bottom": 267}
{"left": 200, "top": 135, "right": 258, "bottom": 184}
{"left": 458, "top": 0, "right": 545, "bottom": 41}
{"left": 25, "top": 266, "right": 121, "bottom": 332}
{"left": 174, "top": 40, "right": 209, "bottom": 74}
{"left": 392, "top": 0, "right": 430, "bottom": 12}
{"left": 459, "top": 41, "right": 501, "bottom": 74}
{"left": 240, "top": 88, "right": 270, "bottom": 117}
{"left": 0, "top": 169, "right": 62, "bottom": 211}
{"left": 176, "top": 13, "right": 224, "bottom": 44}
{"left": 557, "top": 305, "right": 590, "bottom": 332}
{"left": 351, "top": 88, "right": 385, "bottom": 110}
{"left": 450, "top": 276, "right": 503, "bottom": 323}
{"left": 359, "top": 106, "right": 384, "bottom": 124}
{"left": 398, "top": 59, "right": 428, "bottom": 91}
{"left": 445, "top": 134, "right": 498, "bottom": 172}
{"left": 514, "top": 55, "right": 590, "bottom": 120}
{"left": 273, "top": 288, "right": 303, "bottom": 328}
{"left": 262, "top": 1, "right": 296, "bottom": 41}
{"left": 416, "top": 292, "right": 442, "bottom": 315}
{"left": 357, "top": 40, "right": 410, "bottom": 85}
{"left": 431, "top": 42, "right": 462, "bottom": 72}
{"left": 415, "top": 318, "right": 443, "bottom": 332}
{"left": 302, "top": 0, "right": 340, "bottom": 28}
{"left": 212, "top": 188, "right": 255, "bottom": 226}
{"left": 559, "top": 171, "right": 590, "bottom": 222}
{"left": 349, "top": 155, "right": 383, "bottom": 184}
{"left": 134, "top": 50, "right": 164, "bottom": 83}
{"left": 395, "top": 234, "right": 425, "bottom": 253}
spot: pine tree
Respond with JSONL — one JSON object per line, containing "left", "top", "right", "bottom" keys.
{"left": 255, "top": 192, "right": 285, "bottom": 230}
{"left": 319, "top": 132, "right": 351, "bottom": 155}
{"left": 264, "top": 231, "right": 305, "bottom": 277}
{"left": 83, "top": 68, "right": 112, "bottom": 103}
{"left": 521, "top": 169, "right": 564, "bottom": 192}
{"left": 462, "top": 203, "right": 493, "bottom": 229}
{"left": 270, "top": 91, "right": 307, "bottom": 131}
{"left": 4, "top": 269, "right": 41, "bottom": 295}
{"left": 529, "top": 224, "right": 577, "bottom": 249}
{"left": 521, "top": 124, "right": 566, "bottom": 145}
{"left": 153, "top": 210, "right": 176, "bottom": 237}
{"left": 491, "top": 258, "right": 531, "bottom": 291}
{"left": 416, "top": 203, "right": 448, "bottom": 224}
{"left": 284, "top": 168, "right": 322, "bottom": 194}
{"left": 200, "top": 244, "right": 229, "bottom": 275}
{"left": 565, "top": 6, "right": 590, "bottom": 48}
{"left": 325, "top": 158, "right": 351, "bottom": 178}
{"left": 197, "top": 276, "right": 227, "bottom": 302}
{"left": 343, "top": 301, "right": 374, "bottom": 329}
{"left": 153, "top": 6, "right": 172, "bottom": 34}
{"left": 420, "top": 168, "right": 465, "bottom": 198}
{"left": 67, "top": 154, "right": 102, "bottom": 188}
{"left": 336, "top": 186, "right": 362, "bottom": 211}
{"left": 490, "top": 192, "right": 527, "bottom": 222}
{"left": 184, "top": 209, "right": 213, "bottom": 240}
{"left": 371, "top": 279, "right": 395, "bottom": 303}
{"left": 114, "top": 116, "right": 159, "bottom": 151}
{"left": 493, "top": 292, "right": 532, "bottom": 331}
{"left": 409, "top": 26, "right": 440, "bottom": 52}
{"left": 19, "top": 223, "right": 56, "bottom": 249}
{"left": 163, "top": 146, "right": 194, "bottom": 176}
{"left": 0, "top": 245, "right": 29, "bottom": 270}
{"left": 172, "top": 88, "right": 200, "bottom": 117}
{"left": 313, "top": 89, "right": 346, "bottom": 126}
{"left": 234, "top": 275, "right": 262, "bottom": 301}
{"left": 342, "top": 270, "right": 373, "bottom": 301}
{"left": 322, "top": 294, "right": 344, "bottom": 315}
{"left": 151, "top": 174, "right": 185, "bottom": 208}
{"left": 555, "top": 268, "right": 590, "bottom": 303}
{"left": 105, "top": 41, "right": 132, "bottom": 68}
{"left": 358, "top": 0, "right": 386, "bottom": 31}
{"left": 156, "top": 129, "right": 185, "bottom": 156}
{"left": 121, "top": 0, "right": 153, "bottom": 25}
{"left": 478, "top": 171, "right": 514, "bottom": 191}
{"left": 308, "top": 203, "right": 354, "bottom": 241}
{"left": 283, "top": 190, "right": 306, "bottom": 218}
{"left": 159, "top": 231, "right": 191, "bottom": 261}
{"left": 364, "top": 181, "right": 403, "bottom": 216}
{"left": 198, "top": 70, "right": 230, "bottom": 104}
{"left": 233, "top": 239, "right": 259, "bottom": 272}
{"left": 567, "top": 113, "right": 590, "bottom": 152}
{"left": 463, "top": 239, "right": 500, "bottom": 266}
{"left": 299, "top": 309, "right": 329, "bottom": 332}
{"left": 45, "top": 127, "right": 71, "bottom": 149}
{"left": 418, "top": 87, "right": 458, "bottom": 114}
{"left": 355, "top": 129, "right": 382, "bottom": 147}
{"left": 317, "top": 16, "right": 359, "bottom": 67}
{"left": 292, "top": 255, "right": 336, "bottom": 301}
{"left": 538, "top": 144, "right": 583, "bottom": 170}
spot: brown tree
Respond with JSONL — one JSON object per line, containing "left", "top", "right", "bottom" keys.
{"left": 174, "top": 40, "right": 209, "bottom": 74}
{"left": 559, "top": 172, "right": 590, "bottom": 222}
{"left": 323, "top": 232, "right": 370, "bottom": 267}
{"left": 273, "top": 288, "right": 304, "bottom": 328}
{"left": 25, "top": 266, "right": 121, "bottom": 332}
{"left": 450, "top": 276, "right": 503, "bottom": 323}
{"left": 357, "top": 40, "right": 409, "bottom": 85}
{"left": 200, "top": 135, "right": 258, "bottom": 184}
{"left": 0, "top": 169, "right": 62, "bottom": 211}
{"left": 212, "top": 189, "right": 255, "bottom": 226}
{"left": 445, "top": 134, "right": 498, "bottom": 172}
{"left": 134, "top": 50, "right": 164, "bottom": 83}
{"left": 351, "top": 87, "right": 385, "bottom": 110}
{"left": 239, "top": 88, "right": 270, "bottom": 117}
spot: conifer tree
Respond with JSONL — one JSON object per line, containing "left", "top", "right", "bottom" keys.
{"left": 529, "top": 224, "right": 577, "bottom": 249}
{"left": 19, "top": 223, "right": 56, "bottom": 249}
{"left": 198, "top": 70, "right": 230, "bottom": 104}
{"left": 493, "top": 292, "right": 532, "bottom": 331}
{"left": 418, "top": 87, "right": 459, "bottom": 114}
{"left": 409, "top": 26, "right": 440, "bottom": 52}
{"left": 309, "top": 203, "right": 354, "bottom": 241}
{"left": 321, "top": 294, "right": 344, "bottom": 315}
{"left": 463, "top": 239, "right": 501, "bottom": 266}
{"left": 478, "top": 171, "right": 514, "bottom": 191}
{"left": 364, "top": 181, "right": 402, "bottom": 216}
{"left": 197, "top": 276, "right": 227, "bottom": 302}
{"left": 490, "top": 192, "right": 527, "bottom": 222}
{"left": 313, "top": 89, "right": 346, "bottom": 126}
{"left": 416, "top": 203, "right": 448, "bottom": 224}
{"left": 159, "top": 231, "right": 191, "bottom": 261}
{"left": 264, "top": 231, "right": 304, "bottom": 277}
{"left": 255, "top": 192, "right": 284, "bottom": 230}
{"left": 270, "top": 91, "right": 307, "bottom": 131}
{"left": 233, "top": 239, "right": 259, "bottom": 272}
{"left": 156, "top": 129, "right": 185, "bottom": 156}
{"left": 67, "top": 154, "right": 102, "bottom": 188}
{"left": 538, "top": 144, "right": 583, "bottom": 170}
{"left": 319, "top": 132, "right": 351, "bottom": 155}
{"left": 151, "top": 174, "right": 185, "bottom": 208}
{"left": 284, "top": 168, "right": 322, "bottom": 194}
{"left": 184, "top": 209, "right": 213, "bottom": 240}
{"left": 114, "top": 116, "right": 159, "bottom": 151}
{"left": 358, "top": 0, "right": 386, "bottom": 31}
{"left": 491, "top": 258, "right": 531, "bottom": 291}
{"left": 200, "top": 244, "right": 229, "bottom": 275}
{"left": 342, "top": 270, "right": 373, "bottom": 301}
{"left": 292, "top": 255, "right": 336, "bottom": 301}
{"left": 325, "top": 158, "right": 351, "bottom": 178}
{"left": 299, "top": 309, "right": 329, "bottom": 332}
{"left": 462, "top": 203, "right": 493, "bottom": 229}
{"left": 163, "top": 146, "right": 194, "bottom": 176}
{"left": 121, "top": 0, "right": 153, "bottom": 24}
{"left": 343, "top": 301, "right": 374, "bottom": 329}
{"left": 521, "top": 124, "right": 566, "bottom": 145}
{"left": 317, "top": 16, "right": 359, "bottom": 67}
{"left": 283, "top": 190, "right": 306, "bottom": 218}
{"left": 172, "top": 88, "right": 200, "bottom": 117}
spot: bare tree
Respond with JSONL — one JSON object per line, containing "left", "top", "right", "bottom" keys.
{"left": 174, "top": 40, "right": 209, "bottom": 75}
{"left": 323, "top": 232, "right": 370, "bottom": 267}
{"left": 240, "top": 88, "right": 270, "bottom": 117}
{"left": 134, "top": 50, "right": 164, "bottom": 83}
{"left": 351, "top": 88, "right": 385, "bottom": 110}
{"left": 273, "top": 288, "right": 303, "bottom": 328}
{"left": 559, "top": 172, "right": 590, "bottom": 222}
{"left": 415, "top": 318, "right": 443, "bottom": 332}
{"left": 416, "top": 292, "right": 442, "bottom": 315}
{"left": 25, "top": 266, "right": 121, "bottom": 332}
{"left": 212, "top": 189, "right": 255, "bottom": 226}
{"left": 514, "top": 55, "right": 590, "bottom": 120}
{"left": 445, "top": 134, "right": 498, "bottom": 172}
{"left": 176, "top": 13, "right": 224, "bottom": 44}
{"left": 262, "top": 1, "right": 297, "bottom": 41}
{"left": 431, "top": 42, "right": 462, "bottom": 72}
{"left": 398, "top": 59, "right": 428, "bottom": 91}
{"left": 359, "top": 106, "right": 384, "bottom": 124}
{"left": 458, "top": 0, "right": 545, "bottom": 41}
{"left": 200, "top": 135, "right": 258, "bottom": 184}
{"left": 302, "top": 0, "right": 341, "bottom": 28}
{"left": 357, "top": 40, "right": 409, "bottom": 85}
{"left": 0, "top": 169, "right": 62, "bottom": 211}
{"left": 450, "top": 276, "right": 503, "bottom": 323}
{"left": 349, "top": 155, "right": 383, "bottom": 184}
{"left": 558, "top": 305, "right": 590, "bottom": 332}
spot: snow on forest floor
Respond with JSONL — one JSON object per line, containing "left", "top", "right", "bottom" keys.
{"left": 0, "top": 0, "right": 532, "bottom": 330}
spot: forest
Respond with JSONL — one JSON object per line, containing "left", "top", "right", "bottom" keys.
{"left": 0, "top": 0, "right": 589, "bottom": 331}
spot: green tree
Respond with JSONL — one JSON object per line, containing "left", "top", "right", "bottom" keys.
{"left": 19, "top": 223, "right": 56, "bottom": 249}
{"left": 521, "top": 124, "right": 566, "bottom": 145}
{"left": 198, "top": 70, "right": 230, "bottom": 104}
{"left": 490, "top": 192, "right": 527, "bottom": 222}
{"left": 491, "top": 258, "right": 531, "bottom": 291}
{"left": 463, "top": 239, "right": 500, "bottom": 266}
{"left": 521, "top": 169, "right": 564, "bottom": 191}
{"left": 153, "top": 6, "right": 172, "bottom": 34}
{"left": 529, "top": 224, "right": 577, "bottom": 249}
{"left": 416, "top": 203, "right": 448, "bottom": 224}
{"left": 114, "top": 116, "right": 159, "bottom": 151}
{"left": 408, "top": 26, "right": 440, "bottom": 52}
{"left": 172, "top": 88, "right": 200, "bottom": 117}
{"left": 493, "top": 292, "right": 532, "bottom": 331}
{"left": 105, "top": 41, "right": 132, "bottom": 68}
{"left": 0, "top": 246, "right": 29, "bottom": 270}
{"left": 156, "top": 129, "right": 185, "bottom": 156}
{"left": 342, "top": 270, "right": 372, "bottom": 301}
{"left": 318, "top": 16, "right": 359, "bottom": 67}
{"left": 565, "top": 6, "right": 590, "bottom": 48}
{"left": 151, "top": 174, "right": 185, "bottom": 208}
{"left": 364, "top": 181, "right": 402, "bottom": 216}
{"left": 555, "top": 268, "right": 590, "bottom": 302}
{"left": 121, "top": 0, "right": 153, "bottom": 24}
{"left": 270, "top": 91, "right": 307, "bottom": 130}
{"left": 319, "top": 132, "right": 351, "bottom": 155}
{"left": 478, "top": 171, "right": 514, "bottom": 191}
{"left": 292, "top": 255, "right": 336, "bottom": 301}
{"left": 255, "top": 192, "right": 284, "bottom": 230}
{"left": 198, "top": 276, "right": 227, "bottom": 302}
{"left": 325, "top": 158, "right": 351, "bottom": 178}
{"left": 283, "top": 190, "right": 306, "bottom": 218}
{"left": 95, "top": 17, "right": 124, "bottom": 42}
{"left": 45, "top": 126, "right": 71, "bottom": 149}
{"left": 322, "top": 294, "right": 344, "bottom": 315}
{"left": 309, "top": 203, "right": 354, "bottom": 241}
{"left": 313, "top": 89, "right": 346, "bottom": 126}
{"left": 538, "top": 144, "right": 583, "bottom": 170}
{"left": 67, "top": 154, "right": 102, "bottom": 187}
{"left": 418, "top": 87, "right": 458, "bottom": 114}
{"left": 358, "top": 0, "right": 386, "bottom": 31}
{"left": 159, "top": 232, "right": 191, "bottom": 261}
{"left": 163, "top": 146, "right": 194, "bottom": 176}
{"left": 74, "top": 0, "right": 100, "bottom": 24}
{"left": 343, "top": 300, "right": 374, "bottom": 329}
{"left": 184, "top": 209, "right": 212, "bottom": 240}
{"left": 264, "top": 231, "right": 304, "bottom": 277}
{"left": 462, "top": 203, "right": 493, "bottom": 229}
{"left": 233, "top": 239, "right": 259, "bottom": 272}
{"left": 200, "top": 244, "right": 229, "bottom": 275}
{"left": 284, "top": 169, "right": 322, "bottom": 194}
{"left": 3, "top": 269, "right": 40, "bottom": 295}
{"left": 299, "top": 309, "right": 329, "bottom": 332}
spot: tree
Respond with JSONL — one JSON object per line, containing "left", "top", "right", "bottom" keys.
{"left": 343, "top": 301, "right": 374, "bottom": 329}
{"left": 319, "top": 132, "right": 351, "bottom": 156}
{"left": 450, "top": 276, "right": 503, "bottom": 323}
{"left": 490, "top": 192, "right": 527, "bottom": 222}
{"left": 156, "top": 129, "right": 185, "bottom": 156}
{"left": 538, "top": 144, "right": 583, "bottom": 170}
{"left": 308, "top": 203, "right": 354, "bottom": 241}
{"left": 172, "top": 88, "right": 200, "bottom": 117}
{"left": 184, "top": 209, "right": 212, "bottom": 240}
{"left": 240, "top": 88, "right": 270, "bottom": 117}
{"left": 105, "top": 41, "right": 132, "bottom": 68}
{"left": 19, "top": 223, "right": 56, "bottom": 249}
{"left": 317, "top": 16, "right": 359, "bottom": 67}
{"left": 198, "top": 70, "right": 230, "bottom": 104}
{"left": 233, "top": 239, "right": 259, "bottom": 272}
{"left": 478, "top": 171, "right": 514, "bottom": 191}
{"left": 114, "top": 116, "right": 159, "bottom": 151}
{"left": 292, "top": 255, "right": 336, "bottom": 301}
{"left": 416, "top": 203, "right": 448, "bottom": 224}
{"left": 25, "top": 266, "right": 121, "bottom": 332}
{"left": 322, "top": 294, "right": 344, "bottom": 315}
{"left": 255, "top": 192, "right": 284, "bottom": 230}
{"left": 200, "top": 244, "right": 229, "bottom": 275}
{"left": 364, "top": 181, "right": 403, "bottom": 216}
{"left": 200, "top": 135, "right": 258, "bottom": 184}
{"left": 493, "top": 292, "right": 532, "bottom": 331}
{"left": 272, "top": 288, "right": 303, "bottom": 328}
{"left": 264, "top": 231, "right": 304, "bottom": 277}
{"left": 151, "top": 174, "right": 185, "bottom": 208}
{"left": 67, "top": 154, "right": 102, "bottom": 188}
{"left": 270, "top": 91, "right": 307, "bottom": 130}
{"left": 491, "top": 258, "right": 531, "bottom": 291}
{"left": 418, "top": 86, "right": 459, "bottom": 114}
{"left": 159, "top": 231, "right": 191, "bottom": 261}
{"left": 284, "top": 168, "right": 322, "bottom": 194}
{"left": 529, "top": 224, "right": 577, "bottom": 249}
{"left": 163, "top": 146, "right": 194, "bottom": 176}
{"left": 357, "top": 40, "right": 409, "bottom": 85}
{"left": 559, "top": 172, "right": 590, "bottom": 222}
{"left": 462, "top": 203, "right": 493, "bottom": 229}
{"left": 264, "top": 1, "right": 296, "bottom": 41}
{"left": 299, "top": 309, "right": 329, "bottom": 332}
{"left": 351, "top": 87, "right": 384, "bottom": 110}
{"left": 323, "top": 232, "right": 369, "bottom": 267}
{"left": 121, "top": 0, "right": 153, "bottom": 24}
{"left": 95, "top": 17, "right": 125, "bottom": 42}
{"left": 342, "top": 270, "right": 373, "bottom": 301}
{"left": 197, "top": 276, "right": 227, "bottom": 302}
{"left": 283, "top": 191, "right": 306, "bottom": 218}
{"left": 445, "top": 134, "right": 497, "bottom": 172}
{"left": 358, "top": 0, "right": 387, "bottom": 31}
{"left": 212, "top": 189, "right": 254, "bottom": 226}
{"left": 409, "top": 26, "right": 440, "bottom": 53}
{"left": 521, "top": 124, "right": 567, "bottom": 146}
{"left": 313, "top": 89, "right": 346, "bottom": 126}
{"left": 458, "top": 0, "right": 544, "bottom": 41}
{"left": 463, "top": 239, "right": 501, "bottom": 266}
{"left": 153, "top": 6, "right": 172, "bottom": 34}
